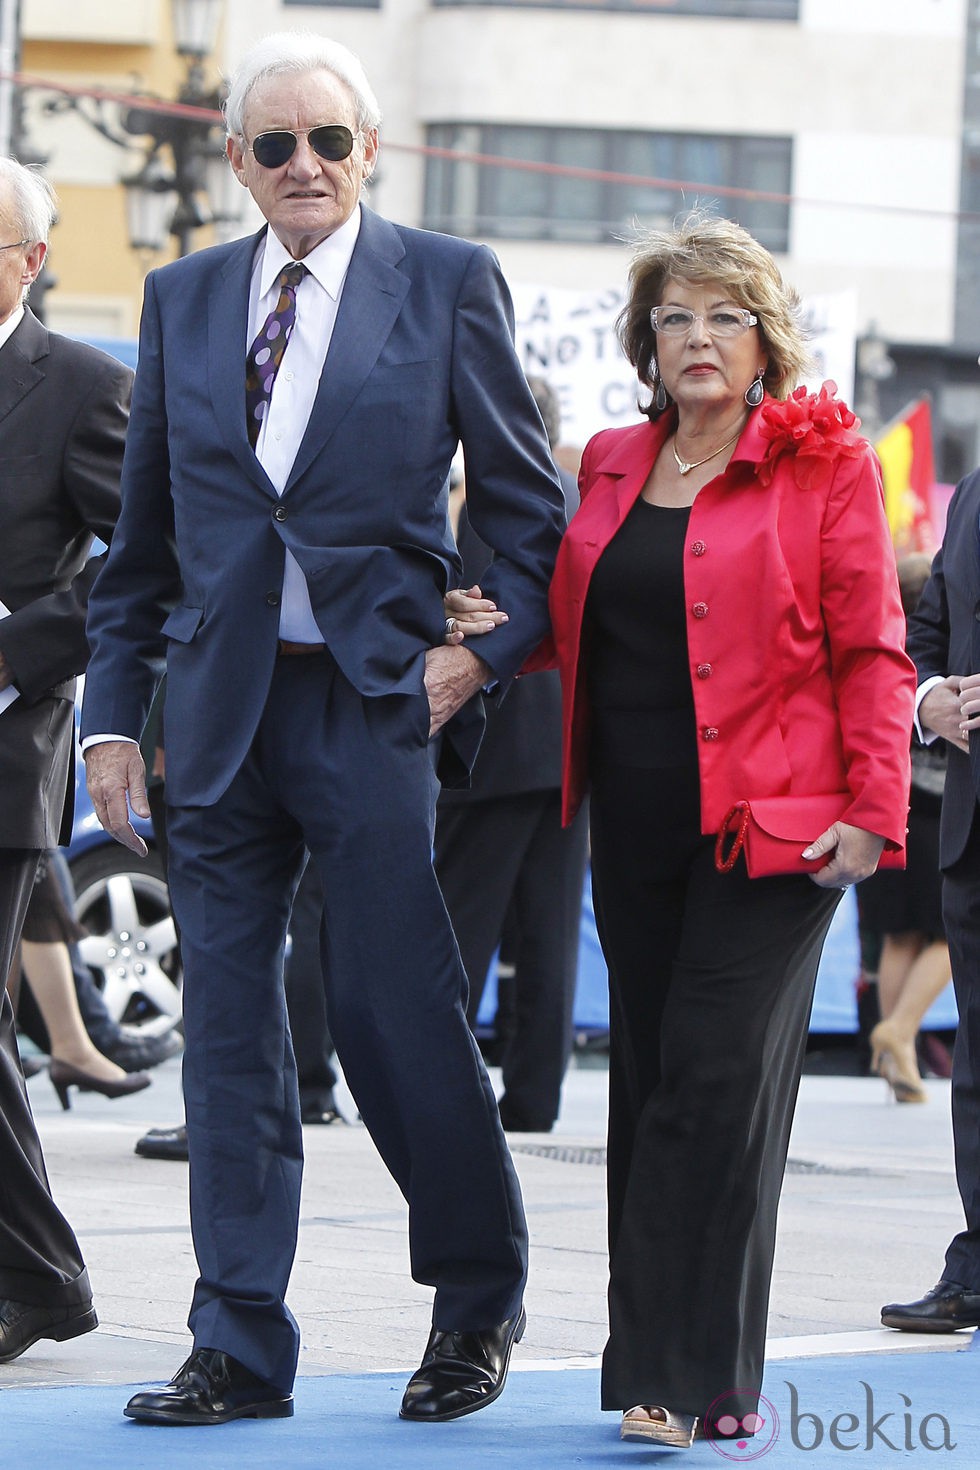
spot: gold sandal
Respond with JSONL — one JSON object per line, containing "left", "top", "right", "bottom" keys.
{"left": 621, "top": 1406, "right": 700, "bottom": 1448}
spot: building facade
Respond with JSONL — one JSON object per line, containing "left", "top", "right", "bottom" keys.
{"left": 19, "top": 0, "right": 979, "bottom": 470}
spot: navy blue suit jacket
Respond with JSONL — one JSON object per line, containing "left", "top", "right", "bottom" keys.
{"left": 906, "top": 469, "right": 980, "bottom": 868}
{"left": 81, "top": 208, "right": 565, "bottom": 804}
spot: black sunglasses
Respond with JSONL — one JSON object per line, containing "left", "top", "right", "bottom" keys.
{"left": 248, "top": 124, "right": 358, "bottom": 170}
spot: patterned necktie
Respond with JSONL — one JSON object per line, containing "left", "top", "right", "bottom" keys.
{"left": 245, "top": 261, "right": 307, "bottom": 449}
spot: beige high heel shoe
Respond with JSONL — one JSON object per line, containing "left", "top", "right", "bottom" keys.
{"left": 869, "top": 1019, "right": 927, "bottom": 1104}
{"left": 621, "top": 1406, "right": 700, "bottom": 1447}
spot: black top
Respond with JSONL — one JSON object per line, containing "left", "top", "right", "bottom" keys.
{"left": 584, "top": 497, "right": 697, "bottom": 768}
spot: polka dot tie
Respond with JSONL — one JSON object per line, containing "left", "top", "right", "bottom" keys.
{"left": 245, "top": 262, "right": 307, "bottom": 449}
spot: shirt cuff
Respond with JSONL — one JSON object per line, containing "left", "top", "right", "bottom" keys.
{"left": 80, "top": 734, "right": 139, "bottom": 753}
{"left": 914, "top": 676, "right": 945, "bottom": 745}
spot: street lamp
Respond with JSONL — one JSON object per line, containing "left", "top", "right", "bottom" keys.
{"left": 855, "top": 323, "right": 896, "bottom": 439}
{"left": 118, "top": 0, "right": 244, "bottom": 258}
{"left": 42, "top": 0, "right": 245, "bottom": 259}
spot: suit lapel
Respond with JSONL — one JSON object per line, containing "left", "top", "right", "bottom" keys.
{"left": 285, "top": 209, "right": 409, "bottom": 491}
{"left": 0, "top": 309, "right": 47, "bottom": 427}
{"left": 207, "top": 231, "right": 279, "bottom": 498}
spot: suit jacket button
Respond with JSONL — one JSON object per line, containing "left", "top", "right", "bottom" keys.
{"left": 266, "top": 591, "right": 281, "bottom": 607}
{"left": 692, "top": 601, "right": 709, "bottom": 619}
{"left": 691, "top": 540, "right": 707, "bottom": 556}
{"left": 703, "top": 726, "right": 719, "bottom": 741}
{"left": 696, "top": 662, "right": 712, "bottom": 679}
{"left": 273, "top": 505, "right": 288, "bottom": 522}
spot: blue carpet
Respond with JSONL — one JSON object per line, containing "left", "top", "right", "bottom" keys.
{"left": 2, "top": 1353, "right": 977, "bottom": 1467}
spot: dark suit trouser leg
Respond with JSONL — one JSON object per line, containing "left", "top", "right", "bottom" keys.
{"left": 498, "top": 794, "right": 589, "bottom": 1128}
{"left": 167, "top": 657, "right": 527, "bottom": 1394}
{"left": 0, "top": 850, "right": 90, "bottom": 1307}
{"left": 589, "top": 760, "right": 839, "bottom": 1428}
{"left": 940, "top": 816, "right": 980, "bottom": 1291}
{"left": 435, "top": 793, "right": 586, "bottom": 1126}
{"left": 434, "top": 796, "right": 535, "bottom": 1027}
{"left": 283, "top": 861, "right": 337, "bottom": 1110}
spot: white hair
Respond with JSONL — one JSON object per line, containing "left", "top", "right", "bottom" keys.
{"left": 0, "top": 157, "right": 57, "bottom": 244}
{"left": 223, "top": 31, "right": 382, "bottom": 138}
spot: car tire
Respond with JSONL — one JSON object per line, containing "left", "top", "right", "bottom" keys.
{"left": 69, "top": 845, "right": 182, "bottom": 1037}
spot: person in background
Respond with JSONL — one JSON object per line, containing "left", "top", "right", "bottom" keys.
{"left": 880, "top": 460, "right": 980, "bottom": 1333}
{"left": 81, "top": 30, "right": 563, "bottom": 1428}
{"left": 8, "top": 856, "right": 151, "bottom": 1107}
{"left": 447, "top": 213, "right": 914, "bottom": 1447}
{"left": 0, "top": 156, "right": 132, "bottom": 1363}
{"left": 861, "top": 552, "right": 952, "bottom": 1104}
{"left": 436, "top": 377, "right": 588, "bottom": 1133}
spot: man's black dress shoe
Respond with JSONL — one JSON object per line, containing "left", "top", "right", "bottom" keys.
{"left": 123, "top": 1347, "right": 293, "bottom": 1424}
{"left": 400, "top": 1308, "right": 526, "bottom": 1421}
{"left": 135, "top": 1124, "right": 188, "bottom": 1161}
{"left": 881, "top": 1280, "right": 980, "bottom": 1332}
{"left": 0, "top": 1298, "right": 98, "bottom": 1363}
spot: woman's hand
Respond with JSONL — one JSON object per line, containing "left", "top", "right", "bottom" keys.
{"left": 444, "top": 585, "right": 509, "bottom": 645}
{"left": 801, "top": 822, "right": 886, "bottom": 889}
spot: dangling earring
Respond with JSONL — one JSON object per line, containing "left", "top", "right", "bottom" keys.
{"left": 744, "top": 373, "right": 765, "bottom": 408}
{"left": 653, "top": 364, "right": 668, "bottom": 413}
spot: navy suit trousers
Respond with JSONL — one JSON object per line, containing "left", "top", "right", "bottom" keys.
{"left": 165, "top": 653, "right": 528, "bottom": 1392}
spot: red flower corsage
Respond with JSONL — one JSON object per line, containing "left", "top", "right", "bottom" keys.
{"left": 757, "top": 381, "right": 864, "bottom": 490}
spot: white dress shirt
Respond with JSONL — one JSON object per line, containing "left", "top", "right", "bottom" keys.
{"left": 250, "top": 210, "right": 361, "bottom": 641}
{"left": 0, "top": 303, "right": 25, "bottom": 354}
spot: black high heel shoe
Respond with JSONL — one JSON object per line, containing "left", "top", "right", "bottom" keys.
{"left": 49, "top": 1060, "right": 152, "bottom": 1111}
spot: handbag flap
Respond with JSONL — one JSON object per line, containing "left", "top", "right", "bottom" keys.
{"left": 747, "top": 794, "right": 850, "bottom": 842}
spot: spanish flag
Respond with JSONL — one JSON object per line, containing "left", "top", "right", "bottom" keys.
{"left": 874, "top": 397, "right": 936, "bottom": 554}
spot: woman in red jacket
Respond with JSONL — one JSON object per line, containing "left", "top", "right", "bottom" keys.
{"left": 448, "top": 214, "right": 914, "bottom": 1449}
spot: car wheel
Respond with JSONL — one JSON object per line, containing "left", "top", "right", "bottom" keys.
{"left": 69, "top": 845, "right": 182, "bottom": 1037}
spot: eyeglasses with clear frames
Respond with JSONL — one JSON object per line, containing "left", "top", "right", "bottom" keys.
{"left": 650, "top": 305, "right": 759, "bottom": 338}
{"left": 0, "top": 239, "right": 30, "bottom": 254}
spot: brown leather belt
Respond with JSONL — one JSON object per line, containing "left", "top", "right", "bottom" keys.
{"left": 277, "top": 640, "right": 327, "bottom": 656}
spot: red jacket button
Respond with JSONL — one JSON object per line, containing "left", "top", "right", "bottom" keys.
{"left": 692, "top": 601, "right": 709, "bottom": 619}
{"left": 691, "top": 540, "right": 706, "bottom": 556}
{"left": 696, "top": 663, "right": 712, "bottom": 679}
{"left": 703, "top": 726, "right": 719, "bottom": 741}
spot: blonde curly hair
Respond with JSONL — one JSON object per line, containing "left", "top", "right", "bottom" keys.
{"left": 617, "top": 211, "right": 812, "bottom": 415}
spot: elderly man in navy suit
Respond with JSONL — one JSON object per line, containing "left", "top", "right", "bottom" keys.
{"left": 81, "top": 32, "right": 563, "bottom": 1426}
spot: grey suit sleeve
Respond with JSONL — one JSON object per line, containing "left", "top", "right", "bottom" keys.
{"left": 0, "top": 354, "right": 131, "bottom": 701}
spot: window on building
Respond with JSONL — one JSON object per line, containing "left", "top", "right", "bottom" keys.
{"left": 424, "top": 125, "right": 792, "bottom": 252}
{"left": 283, "top": 0, "right": 381, "bottom": 8}
{"left": 431, "top": 0, "right": 797, "bottom": 14}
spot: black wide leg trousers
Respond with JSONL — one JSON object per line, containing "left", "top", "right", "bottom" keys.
{"left": 589, "top": 756, "right": 840, "bottom": 1429}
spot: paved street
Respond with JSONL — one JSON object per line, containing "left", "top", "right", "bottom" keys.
{"left": 2, "top": 1052, "right": 970, "bottom": 1393}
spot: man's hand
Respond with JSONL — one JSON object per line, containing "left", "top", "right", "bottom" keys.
{"left": 920, "top": 676, "right": 970, "bottom": 753}
{"left": 84, "top": 741, "right": 151, "bottom": 856}
{"left": 802, "top": 822, "right": 886, "bottom": 889}
{"left": 424, "top": 644, "right": 492, "bottom": 737}
{"left": 0, "top": 651, "right": 12, "bottom": 692}
{"left": 957, "top": 672, "right": 980, "bottom": 746}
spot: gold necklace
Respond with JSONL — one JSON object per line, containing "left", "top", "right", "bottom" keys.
{"left": 672, "top": 427, "right": 743, "bottom": 477}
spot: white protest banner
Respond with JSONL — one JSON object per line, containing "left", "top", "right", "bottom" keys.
{"left": 511, "top": 283, "right": 859, "bottom": 449}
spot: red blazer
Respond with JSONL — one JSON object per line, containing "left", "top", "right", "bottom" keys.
{"left": 535, "top": 398, "right": 915, "bottom": 842}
